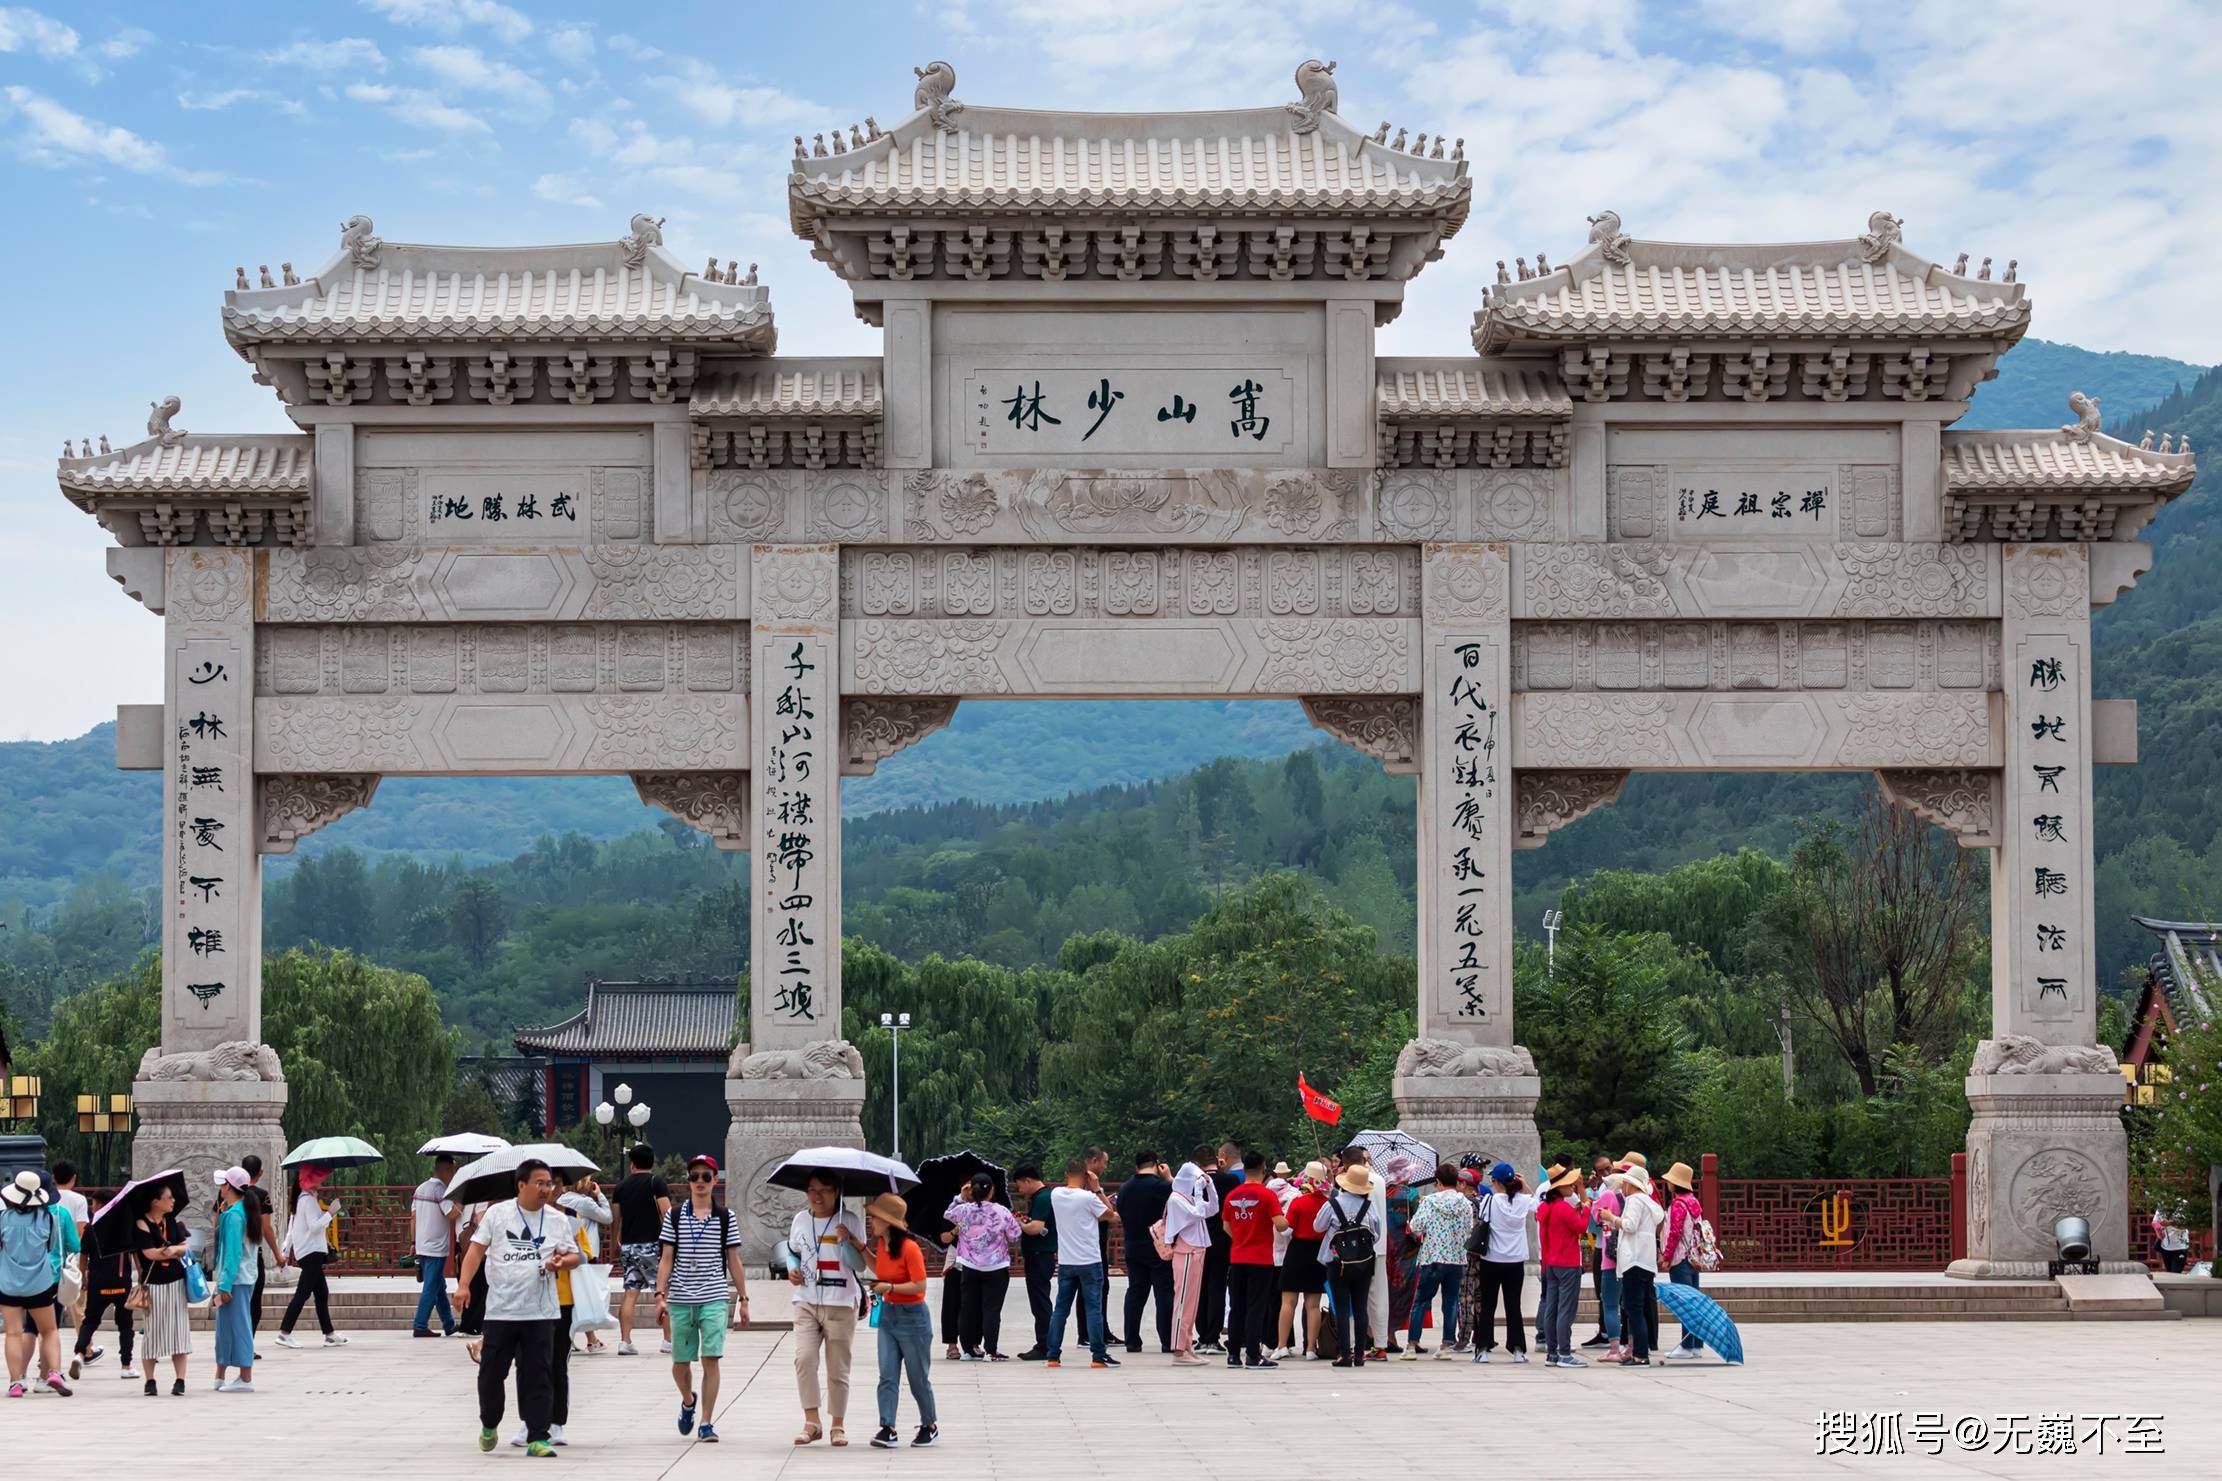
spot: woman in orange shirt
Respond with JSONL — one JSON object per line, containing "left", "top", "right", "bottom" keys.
{"left": 865, "top": 1193, "right": 938, "bottom": 1450}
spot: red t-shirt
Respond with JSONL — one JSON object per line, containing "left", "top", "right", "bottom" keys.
{"left": 875, "top": 1236, "right": 927, "bottom": 1304}
{"left": 1223, "top": 1181, "right": 1281, "bottom": 1265}
{"left": 1286, "top": 1191, "right": 1326, "bottom": 1246}
{"left": 1536, "top": 1196, "right": 1587, "bottom": 1268}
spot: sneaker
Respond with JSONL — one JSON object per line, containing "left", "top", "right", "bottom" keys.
{"left": 870, "top": 1427, "right": 901, "bottom": 1449}
{"left": 912, "top": 1424, "right": 939, "bottom": 1448}
{"left": 1398, "top": 1349, "right": 1419, "bottom": 1361}
{"left": 618, "top": 1341, "right": 639, "bottom": 1356}
{"left": 144, "top": 1379, "right": 157, "bottom": 1397}
{"left": 227, "top": 1380, "right": 257, "bottom": 1393}
{"left": 1091, "top": 1354, "right": 1120, "bottom": 1368}
{"left": 1303, "top": 1352, "right": 1321, "bottom": 1361}
{"left": 1045, "top": 1359, "right": 1061, "bottom": 1369}
{"left": 1016, "top": 1347, "right": 1047, "bottom": 1361}
{"left": 478, "top": 1429, "right": 498, "bottom": 1453}
{"left": 1171, "top": 1354, "right": 1204, "bottom": 1366}
{"left": 1196, "top": 1342, "right": 1223, "bottom": 1355}
{"left": 549, "top": 1426, "right": 567, "bottom": 1446}
{"left": 1434, "top": 1348, "right": 1458, "bottom": 1361}
{"left": 412, "top": 1329, "right": 438, "bottom": 1339}
{"left": 275, "top": 1335, "right": 303, "bottom": 1349}
{"left": 1581, "top": 1333, "right": 1611, "bottom": 1348}
{"left": 171, "top": 1379, "right": 186, "bottom": 1396}
{"left": 82, "top": 1346, "right": 103, "bottom": 1365}
{"left": 1558, "top": 1354, "right": 1588, "bottom": 1368}
{"left": 120, "top": 1369, "right": 140, "bottom": 1381}
{"left": 323, "top": 1334, "right": 349, "bottom": 1346}
{"left": 1511, "top": 1351, "right": 1529, "bottom": 1364}
{"left": 1249, "top": 1358, "right": 1281, "bottom": 1370}
{"left": 525, "top": 1441, "right": 556, "bottom": 1458}
{"left": 678, "top": 1397, "right": 696, "bottom": 1435}
{"left": 512, "top": 1427, "right": 530, "bottom": 1448}
{"left": 1543, "top": 1354, "right": 1561, "bottom": 1367}
{"left": 6, "top": 1383, "right": 23, "bottom": 1398}
{"left": 658, "top": 1340, "right": 673, "bottom": 1354}
{"left": 696, "top": 1425, "right": 718, "bottom": 1444}
{"left": 1226, "top": 1354, "right": 1243, "bottom": 1369}
{"left": 1472, "top": 1349, "right": 1490, "bottom": 1364}
{"left": 67, "top": 1357, "right": 82, "bottom": 1380}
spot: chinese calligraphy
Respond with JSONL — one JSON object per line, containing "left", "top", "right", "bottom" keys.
{"left": 1442, "top": 638, "right": 1498, "bottom": 1022}
{"left": 428, "top": 489, "right": 577, "bottom": 525}
{"left": 763, "top": 637, "right": 823, "bottom": 1023}
{"left": 1674, "top": 485, "right": 1827, "bottom": 525}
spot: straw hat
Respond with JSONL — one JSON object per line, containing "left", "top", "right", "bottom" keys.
{"left": 1335, "top": 1164, "right": 1375, "bottom": 1196}
{"left": 1664, "top": 1162, "right": 1696, "bottom": 1192}
{"left": 1546, "top": 1163, "right": 1583, "bottom": 1192}
{"left": 1, "top": 1170, "right": 47, "bottom": 1209}
{"left": 1273, "top": 1161, "right": 1293, "bottom": 1177}
{"left": 1618, "top": 1151, "right": 1648, "bottom": 1170}
{"left": 1615, "top": 1164, "right": 1654, "bottom": 1196}
{"left": 1301, "top": 1160, "right": 1329, "bottom": 1183}
{"left": 864, "top": 1192, "right": 910, "bottom": 1230}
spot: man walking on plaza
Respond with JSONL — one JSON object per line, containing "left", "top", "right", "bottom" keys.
{"left": 1402, "top": 1163, "right": 1471, "bottom": 1359}
{"left": 611, "top": 1143, "right": 671, "bottom": 1356}
{"left": 656, "top": 1155, "right": 747, "bottom": 1444}
{"left": 240, "top": 1155, "right": 283, "bottom": 1336}
{"left": 1221, "top": 1150, "right": 1285, "bottom": 1369}
{"left": 1114, "top": 1151, "right": 1173, "bottom": 1353}
{"left": 1044, "top": 1159, "right": 1118, "bottom": 1369}
{"left": 456, "top": 1159, "right": 580, "bottom": 1458}
{"left": 1011, "top": 1166, "right": 1055, "bottom": 1360}
{"left": 412, "top": 1155, "right": 458, "bottom": 1338}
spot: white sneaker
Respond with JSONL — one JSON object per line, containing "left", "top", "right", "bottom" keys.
{"left": 274, "top": 1335, "right": 303, "bottom": 1349}
{"left": 323, "top": 1334, "right": 349, "bottom": 1346}
{"left": 1511, "top": 1351, "right": 1530, "bottom": 1364}
{"left": 226, "top": 1380, "right": 256, "bottom": 1394}
{"left": 659, "top": 1340, "right": 673, "bottom": 1354}
{"left": 618, "top": 1341, "right": 639, "bottom": 1356}
{"left": 511, "top": 1426, "right": 530, "bottom": 1448}
{"left": 549, "top": 1426, "right": 567, "bottom": 1446}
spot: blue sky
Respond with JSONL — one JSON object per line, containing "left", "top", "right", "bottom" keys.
{"left": 2, "top": 0, "right": 2217, "bottom": 739}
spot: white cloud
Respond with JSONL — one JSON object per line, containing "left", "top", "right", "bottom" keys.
{"left": 0, "top": 7, "right": 78, "bottom": 60}
{"left": 261, "top": 36, "right": 387, "bottom": 71}
{"left": 360, "top": 0, "right": 531, "bottom": 43}
{"left": 345, "top": 79, "right": 489, "bottom": 133}
{"left": 345, "top": 82, "right": 397, "bottom": 103}
{"left": 546, "top": 24, "right": 593, "bottom": 68}
{"left": 95, "top": 25, "right": 151, "bottom": 59}
{"left": 651, "top": 60, "right": 820, "bottom": 129}
{"left": 410, "top": 43, "right": 549, "bottom": 110}
{"left": 605, "top": 33, "right": 661, "bottom": 61}
{"left": 1697, "top": 0, "right": 1853, "bottom": 52}
{"left": 533, "top": 171, "right": 603, "bottom": 209}
{"left": 0, "top": 84, "right": 229, "bottom": 184}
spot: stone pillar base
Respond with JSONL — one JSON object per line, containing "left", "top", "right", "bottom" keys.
{"left": 131, "top": 1078, "right": 288, "bottom": 1241}
{"left": 1950, "top": 1070, "right": 2128, "bottom": 1280}
{"left": 725, "top": 1077, "right": 865, "bottom": 1264}
{"left": 1393, "top": 1067, "right": 1541, "bottom": 1177}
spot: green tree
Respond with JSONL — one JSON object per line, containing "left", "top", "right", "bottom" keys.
{"left": 1518, "top": 922, "right": 1703, "bottom": 1157}
{"left": 448, "top": 876, "right": 509, "bottom": 968}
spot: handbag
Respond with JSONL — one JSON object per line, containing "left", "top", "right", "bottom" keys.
{"left": 1148, "top": 1217, "right": 1174, "bottom": 1262}
{"left": 183, "top": 1257, "right": 210, "bottom": 1304}
{"left": 569, "top": 1258, "right": 616, "bottom": 1335}
{"left": 1466, "top": 1195, "right": 1494, "bottom": 1257}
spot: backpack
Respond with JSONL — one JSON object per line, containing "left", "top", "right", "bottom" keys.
{"left": 665, "top": 1202, "right": 733, "bottom": 1256}
{"left": 1327, "top": 1195, "right": 1376, "bottom": 1265}
{"left": 1466, "top": 1193, "right": 1493, "bottom": 1257}
{"left": 1688, "top": 1213, "right": 1723, "bottom": 1272}
{"left": 0, "top": 1207, "right": 55, "bottom": 1297}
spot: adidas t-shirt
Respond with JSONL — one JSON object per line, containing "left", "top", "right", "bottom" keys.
{"left": 660, "top": 1200, "right": 740, "bottom": 1305}
{"left": 471, "top": 1199, "right": 577, "bottom": 1323}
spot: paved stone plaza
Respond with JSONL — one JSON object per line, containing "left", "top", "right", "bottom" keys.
{"left": 9, "top": 1280, "right": 2221, "bottom": 1475}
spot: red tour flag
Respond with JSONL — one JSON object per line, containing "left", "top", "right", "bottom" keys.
{"left": 1298, "top": 1073, "right": 1342, "bottom": 1126}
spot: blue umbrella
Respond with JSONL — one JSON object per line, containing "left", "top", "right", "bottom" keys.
{"left": 1655, "top": 1280, "right": 1743, "bottom": 1363}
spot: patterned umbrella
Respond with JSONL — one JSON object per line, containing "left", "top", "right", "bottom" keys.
{"left": 1344, "top": 1129, "right": 1441, "bottom": 1189}
{"left": 1655, "top": 1280, "right": 1744, "bottom": 1363}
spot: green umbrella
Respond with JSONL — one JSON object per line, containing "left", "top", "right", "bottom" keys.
{"left": 281, "top": 1136, "right": 384, "bottom": 1170}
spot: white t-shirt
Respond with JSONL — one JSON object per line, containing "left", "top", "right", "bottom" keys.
{"left": 1615, "top": 1193, "right": 1665, "bottom": 1274}
{"left": 56, "top": 1188, "right": 89, "bottom": 1232}
{"left": 413, "top": 1178, "right": 452, "bottom": 1258}
{"left": 1049, "top": 1186, "right": 1107, "bottom": 1267}
{"left": 471, "top": 1198, "right": 578, "bottom": 1323}
{"left": 1481, "top": 1190, "right": 1538, "bottom": 1264}
{"left": 786, "top": 1206, "right": 868, "bottom": 1306}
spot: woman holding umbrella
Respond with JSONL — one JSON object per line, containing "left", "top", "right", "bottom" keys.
{"left": 133, "top": 1180, "right": 194, "bottom": 1395}
{"left": 278, "top": 1165, "right": 346, "bottom": 1347}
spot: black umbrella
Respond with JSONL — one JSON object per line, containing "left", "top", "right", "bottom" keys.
{"left": 85, "top": 1169, "right": 190, "bottom": 1258}
{"left": 764, "top": 1147, "right": 919, "bottom": 1199}
{"left": 907, "top": 1150, "right": 1007, "bottom": 1247}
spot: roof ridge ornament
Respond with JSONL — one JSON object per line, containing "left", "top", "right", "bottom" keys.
{"left": 2062, "top": 391, "right": 2101, "bottom": 444}
{"left": 1287, "top": 59, "right": 1338, "bottom": 133}
{"left": 1857, "top": 209, "right": 1902, "bottom": 264}
{"left": 620, "top": 213, "right": 666, "bottom": 269}
{"left": 339, "top": 214, "right": 382, "bottom": 270}
{"left": 148, "top": 395, "right": 184, "bottom": 447}
{"left": 913, "top": 60, "right": 962, "bottom": 133}
{"left": 1586, "top": 209, "right": 1631, "bottom": 266}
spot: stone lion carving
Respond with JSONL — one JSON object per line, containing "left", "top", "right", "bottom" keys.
{"left": 146, "top": 395, "right": 184, "bottom": 447}
{"left": 734, "top": 1039, "right": 865, "bottom": 1081}
{"left": 619, "top": 212, "right": 665, "bottom": 268}
{"left": 2061, "top": 390, "right": 2102, "bottom": 444}
{"left": 137, "top": 1041, "right": 283, "bottom": 1083}
{"left": 1395, "top": 1038, "right": 1537, "bottom": 1079}
{"left": 1857, "top": 209, "right": 1902, "bottom": 263}
{"left": 1970, "top": 1035, "right": 2118, "bottom": 1077}
{"left": 1287, "top": 59, "right": 1338, "bottom": 133}
{"left": 340, "top": 213, "right": 382, "bottom": 269}
{"left": 913, "top": 61, "right": 962, "bottom": 131}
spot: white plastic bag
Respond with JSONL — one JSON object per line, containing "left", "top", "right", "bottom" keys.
{"left": 570, "top": 1262, "right": 616, "bottom": 1336}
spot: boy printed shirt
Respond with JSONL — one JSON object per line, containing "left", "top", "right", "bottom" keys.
{"left": 787, "top": 1206, "right": 868, "bottom": 1305}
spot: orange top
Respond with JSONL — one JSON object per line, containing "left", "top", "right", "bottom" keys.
{"left": 875, "top": 1236, "right": 927, "bottom": 1304}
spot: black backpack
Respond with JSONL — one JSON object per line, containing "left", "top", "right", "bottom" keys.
{"left": 1327, "top": 1195, "right": 1376, "bottom": 1264}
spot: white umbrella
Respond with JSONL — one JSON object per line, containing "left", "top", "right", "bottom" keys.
{"left": 419, "top": 1132, "right": 511, "bottom": 1158}
{"left": 445, "top": 1143, "right": 601, "bottom": 1208}
{"left": 766, "top": 1145, "right": 918, "bottom": 1197}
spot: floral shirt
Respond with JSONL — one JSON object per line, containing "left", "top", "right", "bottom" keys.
{"left": 1408, "top": 1188, "right": 1474, "bottom": 1266}
{"left": 943, "top": 1198, "right": 1022, "bottom": 1272}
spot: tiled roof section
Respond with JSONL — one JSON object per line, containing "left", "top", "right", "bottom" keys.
{"left": 791, "top": 106, "right": 1469, "bottom": 221}
{"left": 224, "top": 239, "right": 774, "bottom": 349}
{"left": 513, "top": 980, "right": 737, "bottom": 1057}
{"left": 1377, "top": 361, "right": 1571, "bottom": 418}
{"left": 1475, "top": 238, "right": 2030, "bottom": 350}
{"left": 57, "top": 434, "right": 311, "bottom": 501}
{"left": 690, "top": 361, "right": 883, "bottom": 418}
{"left": 1942, "top": 431, "right": 2195, "bottom": 494}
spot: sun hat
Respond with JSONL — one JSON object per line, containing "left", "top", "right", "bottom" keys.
{"left": 1663, "top": 1162, "right": 1696, "bottom": 1192}
{"left": 1273, "top": 1161, "right": 1293, "bottom": 1177}
{"left": 2, "top": 1170, "right": 48, "bottom": 1208}
{"left": 213, "top": 1166, "right": 250, "bottom": 1190}
{"left": 1616, "top": 1164, "right": 1654, "bottom": 1197}
{"left": 1618, "top": 1151, "right": 1648, "bottom": 1170}
{"left": 1547, "top": 1163, "right": 1583, "bottom": 1192}
{"left": 864, "top": 1192, "right": 910, "bottom": 1230}
{"left": 1301, "top": 1160, "right": 1328, "bottom": 1183}
{"left": 1335, "top": 1164, "right": 1375, "bottom": 1196}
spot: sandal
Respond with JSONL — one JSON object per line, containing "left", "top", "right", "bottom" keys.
{"left": 795, "top": 1423, "right": 823, "bottom": 1447}
{"left": 829, "top": 1423, "right": 848, "bottom": 1448}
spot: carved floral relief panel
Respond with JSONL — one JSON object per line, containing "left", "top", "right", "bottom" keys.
{"left": 1506, "top": 620, "right": 1997, "bottom": 693}
{"left": 836, "top": 546, "right": 1419, "bottom": 620}
{"left": 252, "top": 624, "right": 749, "bottom": 696}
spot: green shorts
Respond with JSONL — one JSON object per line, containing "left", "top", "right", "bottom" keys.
{"left": 669, "top": 1300, "right": 728, "bottom": 1362}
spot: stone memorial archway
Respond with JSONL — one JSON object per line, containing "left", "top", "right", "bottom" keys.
{"left": 56, "top": 64, "right": 2192, "bottom": 1270}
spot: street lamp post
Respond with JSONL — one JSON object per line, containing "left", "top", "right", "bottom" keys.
{"left": 75, "top": 1092, "right": 133, "bottom": 1185}
{"left": 879, "top": 1013, "right": 912, "bottom": 1161}
{"left": 1542, "top": 909, "right": 1564, "bottom": 976}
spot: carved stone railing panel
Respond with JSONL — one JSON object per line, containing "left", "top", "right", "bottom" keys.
{"left": 1511, "top": 542, "right": 1999, "bottom": 621}
{"left": 1300, "top": 696, "right": 1418, "bottom": 774}
{"left": 1876, "top": 768, "right": 2000, "bottom": 849}
{"left": 1510, "top": 619, "right": 1999, "bottom": 693}
{"left": 260, "top": 774, "right": 380, "bottom": 854}
{"left": 633, "top": 771, "right": 751, "bottom": 850}
{"left": 1513, "top": 770, "right": 1628, "bottom": 848}
{"left": 256, "top": 544, "right": 747, "bottom": 623}
{"left": 839, "top": 617, "right": 1419, "bottom": 696}
{"left": 253, "top": 694, "right": 747, "bottom": 773}
{"left": 840, "top": 545, "right": 1420, "bottom": 620}
{"left": 254, "top": 623, "right": 748, "bottom": 698}
{"left": 1513, "top": 690, "right": 1996, "bottom": 770}
{"left": 839, "top": 697, "right": 958, "bottom": 776}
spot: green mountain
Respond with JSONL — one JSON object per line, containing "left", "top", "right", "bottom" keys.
{"left": 1952, "top": 337, "right": 2201, "bottom": 431}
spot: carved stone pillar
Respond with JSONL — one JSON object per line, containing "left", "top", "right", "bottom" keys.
{"left": 732, "top": 544, "right": 862, "bottom": 1260}
{"left": 1396, "top": 544, "right": 1537, "bottom": 1179}
{"left": 1952, "top": 544, "right": 2129, "bottom": 1276}
{"left": 136, "top": 549, "right": 286, "bottom": 1225}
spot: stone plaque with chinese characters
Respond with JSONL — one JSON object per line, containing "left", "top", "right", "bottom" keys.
{"left": 1667, "top": 468, "right": 1838, "bottom": 540}
{"left": 964, "top": 369, "right": 1299, "bottom": 461}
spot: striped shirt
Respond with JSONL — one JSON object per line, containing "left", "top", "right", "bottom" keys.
{"left": 659, "top": 1200, "right": 739, "bottom": 1305}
